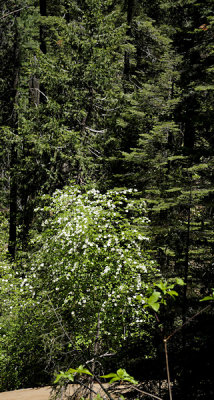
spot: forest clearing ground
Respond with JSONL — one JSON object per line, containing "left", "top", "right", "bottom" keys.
{"left": 0, "top": 386, "right": 52, "bottom": 400}
{"left": 0, "top": 384, "right": 111, "bottom": 400}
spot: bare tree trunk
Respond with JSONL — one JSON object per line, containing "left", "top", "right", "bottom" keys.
{"left": 8, "top": 18, "right": 20, "bottom": 260}
{"left": 40, "top": 0, "right": 47, "bottom": 54}
{"left": 8, "top": 143, "right": 17, "bottom": 259}
{"left": 183, "top": 200, "right": 191, "bottom": 321}
{"left": 124, "top": 0, "right": 135, "bottom": 77}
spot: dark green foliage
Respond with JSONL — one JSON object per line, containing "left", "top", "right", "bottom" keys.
{"left": 0, "top": 307, "right": 52, "bottom": 390}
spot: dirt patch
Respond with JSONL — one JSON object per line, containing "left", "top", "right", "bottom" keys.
{"left": 0, "top": 387, "right": 52, "bottom": 400}
{"left": 0, "top": 384, "right": 109, "bottom": 400}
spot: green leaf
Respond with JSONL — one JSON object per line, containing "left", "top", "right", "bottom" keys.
{"left": 101, "top": 369, "right": 138, "bottom": 384}
{"left": 136, "top": 295, "right": 143, "bottom": 302}
{"left": 167, "top": 290, "right": 178, "bottom": 297}
{"left": 175, "top": 278, "right": 186, "bottom": 286}
{"left": 66, "top": 374, "right": 75, "bottom": 382}
{"left": 54, "top": 372, "right": 64, "bottom": 384}
{"left": 54, "top": 371, "right": 75, "bottom": 384}
{"left": 149, "top": 291, "right": 161, "bottom": 303}
{"left": 144, "top": 290, "right": 161, "bottom": 312}
{"left": 149, "top": 302, "right": 160, "bottom": 312}
{"left": 100, "top": 373, "right": 117, "bottom": 379}
{"left": 76, "top": 365, "right": 93, "bottom": 376}
{"left": 110, "top": 377, "right": 121, "bottom": 383}
{"left": 200, "top": 290, "right": 214, "bottom": 302}
{"left": 67, "top": 368, "right": 78, "bottom": 374}
{"left": 200, "top": 296, "right": 214, "bottom": 302}
{"left": 155, "top": 281, "right": 167, "bottom": 293}
{"left": 116, "top": 368, "right": 127, "bottom": 378}
{"left": 54, "top": 365, "right": 92, "bottom": 384}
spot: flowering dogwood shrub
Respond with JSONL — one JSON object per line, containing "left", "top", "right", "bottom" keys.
{"left": 28, "top": 186, "right": 159, "bottom": 350}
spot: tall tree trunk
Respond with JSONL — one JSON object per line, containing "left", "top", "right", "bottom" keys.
{"left": 183, "top": 96, "right": 196, "bottom": 154}
{"left": 183, "top": 198, "right": 191, "bottom": 322}
{"left": 124, "top": 0, "right": 135, "bottom": 77}
{"left": 181, "top": 183, "right": 192, "bottom": 352}
{"left": 40, "top": 0, "right": 47, "bottom": 54}
{"left": 39, "top": 0, "right": 47, "bottom": 105}
{"left": 8, "top": 144, "right": 17, "bottom": 259}
{"left": 20, "top": 0, "right": 47, "bottom": 250}
{"left": 8, "top": 19, "right": 20, "bottom": 260}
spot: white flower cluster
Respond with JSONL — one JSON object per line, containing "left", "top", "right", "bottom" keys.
{"left": 24, "top": 186, "right": 159, "bottom": 344}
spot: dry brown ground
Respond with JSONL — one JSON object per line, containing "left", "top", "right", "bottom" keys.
{"left": 0, "top": 387, "right": 52, "bottom": 400}
{"left": 0, "top": 384, "right": 163, "bottom": 400}
{"left": 0, "top": 384, "right": 109, "bottom": 400}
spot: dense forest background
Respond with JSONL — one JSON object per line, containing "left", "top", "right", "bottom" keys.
{"left": 0, "top": 0, "right": 214, "bottom": 399}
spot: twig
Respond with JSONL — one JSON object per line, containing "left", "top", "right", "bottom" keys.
{"left": 162, "top": 304, "right": 211, "bottom": 400}
{"left": 30, "top": 87, "right": 49, "bottom": 103}
{"left": 88, "top": 147, "right": 101, "bottom": 158}
{"left": 90, "top": 313, "right": 101, "bottom": 400}
{"left": 46, "top": 295, "right": 114, "bottom": 400}
{"left": 163, "top": 340, "right": 172, "bottom": 400}
{"left": 86, "top": 127, "right": 106, "bottom": 134}
{"left": 92, "top": 375, "right": 115, "bottom": 400}
{"left": 46, "top": 294, "right": 75, "bottom": 346}
{"left": 129, "top": 384, "right": 163, "bottom": 400}
{"left": 0, "top": 6, "right": 29, "bottom": 20}
{"left": 86, "top": 352, "right": 116, "bottom": 365}
{"left": 164, "top": 304, "right": 211, "bottom": 342}
{"left": 75, "top": 380, "right": 98, "bottom": 396}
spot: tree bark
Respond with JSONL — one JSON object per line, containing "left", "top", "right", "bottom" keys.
{"left": 124, "top": 0, "right": 135, "bottom": 77}
{"left": 8, "top": 18, "right": 20, "bottom": 260}
{"left": 40, "top": 0, "right": 47, "bottom": 54}
{"left": 8, "top": 144, "right": 17, "bottom": 259}
{"left": 182, "top": 189, "right": 191, "bottom": 323}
